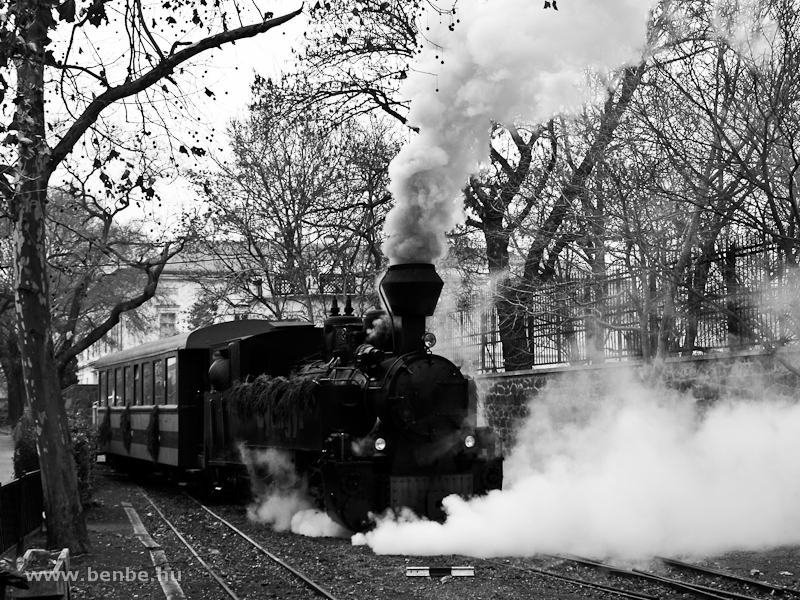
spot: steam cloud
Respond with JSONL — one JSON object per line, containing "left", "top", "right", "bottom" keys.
{"left": 382, "top": 0, "right": 654, "bottom": 265}
{"left": 354, "top": 371, "right": 800, "bottom": 559}
{"left": 359, "top": 0, "right": 798, "bottom": 561}
{"left": 241, "top": 446, "right": 349, "bottom": 537}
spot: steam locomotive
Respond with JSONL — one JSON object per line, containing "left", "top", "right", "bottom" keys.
{"left": 93, "top": 263, "right": 503, "bottom": 531}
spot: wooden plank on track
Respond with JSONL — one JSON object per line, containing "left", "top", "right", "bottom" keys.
{"left": 406, "top": 566, "right": 475, "bottom": 577}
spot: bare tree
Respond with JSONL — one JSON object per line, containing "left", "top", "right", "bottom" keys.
{"left": 190, "top": 84, "right": 398, "bottom": 323}
{"left": 0, "top": 0, "right": 302, "bottom": 551}
{"left": 287, "top": 1, "right": 457, "bottom": 126}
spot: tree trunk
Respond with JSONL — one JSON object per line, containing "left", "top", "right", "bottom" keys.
{"left": 12, "top": 17, "right": 90, "bottom": 552}
{"left": 1, "top": 328, "right": 26, "bottom": 425}
{"left": 495, "top": 286, "right": 532, "bottom": 371}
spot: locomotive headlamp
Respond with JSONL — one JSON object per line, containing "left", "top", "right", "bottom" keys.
{"left": 374, "top": 437, "right": 387, "bottom": 451}
{"left": 464, "top": 435, "right": 476, "bottom": 449}
{"left": 422, "top": 332, "right": 437, "bottom": 349}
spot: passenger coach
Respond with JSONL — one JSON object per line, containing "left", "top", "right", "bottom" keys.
{"left": 93, "top": 320, "right": 320, "bottom": 469}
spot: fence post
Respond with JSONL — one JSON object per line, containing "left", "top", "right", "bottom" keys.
{"left": 16, "top": 473, "right": 26, "bottom": 556}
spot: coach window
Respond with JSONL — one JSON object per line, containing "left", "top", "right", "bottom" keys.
{"left": 99, "top": 371, "right": 107, "bottom": 406}
{"left": 124, "top": 366, "right": 133, "bottom": 405}
{"left": 109, "top": 370, "right": 116, "bottom": 405}
{"left": 154, "top": 359, "right": 165, "bottom": 405}
{"left": 133, "top": 364, "right": 142, "bottom": 405}
{"left": 166, "top": 357, "right": 177, "bottom": 404}
{"left": 107, "top": 370, "right": 115, "bottom": 405}
{"left": 115, "top": 368, "right": 123, "bottom": 406}
{"left": 143, "top": 362, "right": 153, "bottom": 405}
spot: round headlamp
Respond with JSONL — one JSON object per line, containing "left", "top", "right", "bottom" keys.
{"left": 374, "top": 437, "right": 387, "bottom": 451}
{"left": 422, "top": 332, "right": 437, "bottom": 349}
{"left": 464, "top": 435, "right": 476, "bottom": 449}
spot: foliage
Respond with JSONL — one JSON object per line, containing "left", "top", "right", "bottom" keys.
{"left": 97, "top": 409, "right": 112, "bottom": 447}
{"left": 229, "top": 374, "right": 317, "bottom": 423}
{"left": 12, "top": 411, "right": 39, "bottom": 478}
{"left": 13, "top": 407, "right": 99, "bottom": 505}
{"left": 70, "top": 407, "right": 99, "bottom": 505}
{"left": 146, "top": 405, "right": 159, "bottom": 462}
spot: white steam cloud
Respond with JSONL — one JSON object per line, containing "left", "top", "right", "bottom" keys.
{"left": 382, "top": 0, "right": 654, "bottom": 265}
{"left": 355, "top": 371, "right": 800, "bottom": 559}
{"left": 241, "top": 446, "right": 349, "bottom": 538}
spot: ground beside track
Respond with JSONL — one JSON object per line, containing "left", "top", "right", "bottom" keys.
{"left": 11, "top": 465, "right": 800, "bottom": 600}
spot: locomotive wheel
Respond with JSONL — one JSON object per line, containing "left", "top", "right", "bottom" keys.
{"left": 340, "top": 470, "right": 361, "bottom": 496}
{"left": 480, "top": 463, "right": 503, "bottom": 490}
{"left": 341, "top": 495, "right": 373, "bottom": 532}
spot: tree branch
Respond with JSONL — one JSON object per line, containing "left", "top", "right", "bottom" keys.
{"left": 49, "top": 7, "right": 303, "bottom": 172}
{"left": 54, "top": 241, "right": 184, "bottom": 372}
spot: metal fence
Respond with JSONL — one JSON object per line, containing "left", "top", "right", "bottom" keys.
{"left": 434, "top": 238, "right": 800, "bottom": 373}
{"left": 1, "top": 470, "right": 43, "bottom": 555}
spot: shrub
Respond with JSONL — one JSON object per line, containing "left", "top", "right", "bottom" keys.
{"left": 12, "top": 406, "right": 99, "bottom": 505}
{"left": 97, "top": 409, "right": 112, "bottom": 447}
{"left": 12, "top": 410, "right": 39, "bottom": 478}
{"left": 69, "top": 407, "right": 98, "bottom": 504}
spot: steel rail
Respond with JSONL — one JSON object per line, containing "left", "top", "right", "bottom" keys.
{"left": 183, "top": 493, "right": 341, "bottom": 600}
{"left": 484, "top": 558, "right": 660, "bottom": 600}
{"left": 138, "top": 489, "right": 241, "bottom": 600}
{"left": 657, "top": 557, "right": 800, "bottom": 597}
{"left": 557, "top": 555, "right": 768, "bottom": 600}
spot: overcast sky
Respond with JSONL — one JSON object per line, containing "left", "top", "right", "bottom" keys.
{"left": 141, "top": 4, "right": 309, "bottom": 231}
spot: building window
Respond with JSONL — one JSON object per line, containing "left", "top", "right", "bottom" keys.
{"left": 159, "top": 312, "right": 177, "bottom": 338}
{"left": 273, "top": 274, "right": 295, "bottom": 296}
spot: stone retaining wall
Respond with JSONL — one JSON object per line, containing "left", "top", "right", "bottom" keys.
{"left": 476, "top": 349, "right": 800, "bottom": 448}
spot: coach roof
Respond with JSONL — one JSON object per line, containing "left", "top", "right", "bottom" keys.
{"left": 93, "top": 320, "right": 315, "bottom": 368}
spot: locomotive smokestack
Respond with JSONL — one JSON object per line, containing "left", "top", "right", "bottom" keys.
{"left": 379, "top": 263, "right": 443, "bottom": 354}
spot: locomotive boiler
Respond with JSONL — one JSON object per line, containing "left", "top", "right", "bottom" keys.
{"left": 94, "top": 263, "right": 503, "bottom": 532}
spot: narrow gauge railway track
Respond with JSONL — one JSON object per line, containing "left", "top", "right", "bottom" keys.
{"left": 130, "top": 476, "right": 800, "bottom": 600}
{"left": 480, "top": 558, "right": 660, "bottom": 600}
{"left": 549, "top": 555, "right": 800, "bottom": 600}
{"left": 185, "top": 493, "right": 653, "bottom": 600}
{"left": 655, "top": 557, "right": 800, "bottom": 597}
{"left": 181, "top": 493, "right": 340, "bottom": 600}
{"left": 137, "top": 486, "right": 340, "bottom": 600}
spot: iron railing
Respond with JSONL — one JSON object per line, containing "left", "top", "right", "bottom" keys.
{"left": 1, "top": 470, "right": 43, "bottom": 555}
{"left": 434, "top": 238, "right": 800, "bottom": 373}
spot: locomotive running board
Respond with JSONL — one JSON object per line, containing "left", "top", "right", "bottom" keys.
{"left": 406, "top": 566, "right": 474, "bottom": 577}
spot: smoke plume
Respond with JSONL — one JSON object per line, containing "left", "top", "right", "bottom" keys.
{"left": 382, "top": 0, "right": 654, "bottom": 265}
{"left": 240, "top": 446, "right": 349, "bottom": 537}
{"left": 353, "top": 370, "right": 800, "bottom": 559}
